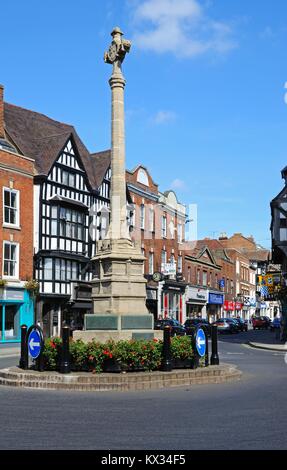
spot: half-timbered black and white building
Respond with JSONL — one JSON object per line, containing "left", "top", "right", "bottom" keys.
{"left": 5, "top": 104, "right": 111, "bottom": 337}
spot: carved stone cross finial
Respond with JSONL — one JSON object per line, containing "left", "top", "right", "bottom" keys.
{"left": 104, "top": 27, "right": 131, "bottom": 71}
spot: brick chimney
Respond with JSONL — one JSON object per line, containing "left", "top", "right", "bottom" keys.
{"left": 0, "top": 84, "right": 4, "bottom": 138}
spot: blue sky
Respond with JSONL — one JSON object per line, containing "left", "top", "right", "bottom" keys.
{"left": 1, "top": 0, "right": 287, "bottom": 248}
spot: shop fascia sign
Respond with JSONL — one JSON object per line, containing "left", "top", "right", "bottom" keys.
{"left": 208, "top": 292, "right": 224, "bottom": 305}
{"left": 161, "top": 262, "right": 176, "bottom": 276}
{"left": 187, "top": 287, "right": 207, "bottom": 302}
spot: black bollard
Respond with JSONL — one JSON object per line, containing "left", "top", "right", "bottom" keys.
{"left": 210, "top": 325, "right": 220, "bottom": 366}
{"left": 60, "top": 326, "right": 71, "bottom": 374}
{"left": 19, "top": 325, "right": 28, "bottom": 370}
{"left": 161, "top": 326, "right": 173, "bottom": 372}
{"left": 204, "top": 326, "right": 209, "bottom": 368}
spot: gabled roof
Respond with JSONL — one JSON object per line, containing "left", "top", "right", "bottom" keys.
{"left": 4, "top": 102, "right": 98, "bottom": 188}
{"left": 90, "top": 150, "right": 111, "bottom": 188}
{"left": 196, "top": 239, "right": 232, "bottom": 263}
{"left": 186, "top": 244, "right": 221, "bottom": 269}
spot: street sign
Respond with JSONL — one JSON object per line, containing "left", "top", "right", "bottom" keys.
{"left": 196, "top": 328, "right": 206, "bottom": 357}
{"left": 28, "top": 328, "right": 43, "bottom": 360}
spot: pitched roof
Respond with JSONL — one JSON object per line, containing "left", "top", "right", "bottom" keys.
{"left": 4, "top": 102, "right": 98, "bottom": 188}
{"left": 90, "top": 150, "right": 111, "bottom": 188}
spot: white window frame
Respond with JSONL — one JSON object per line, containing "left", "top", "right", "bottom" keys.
{"left": 149, "top": 252, "right": 154, "bottom": 275}
{"left": 178, "top": 256, "right": 183, "bottom": 273}
{"left": 178, "top": 223, "right": 183, "bottom": 243}
{"left": 162, "top": 216, "right": 167, "bottom": 238}
{"left": 3, "top": 187, "right": 20, "bottom": 229}
{"left": 2, "top": 241, "right": 19, "bottom": 280}
{"left": 140, "top": 204, "right": 145, "bottom": 230}
{"left": 149, "top": 207, "right": 154, "bottom": 232}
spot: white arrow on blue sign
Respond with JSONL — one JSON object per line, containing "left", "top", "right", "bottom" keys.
{"left": 28, "top": 329, "right": 42, "bottom": 359}
{"left": 196, "top": 328, "right": 206, "bottom": 357}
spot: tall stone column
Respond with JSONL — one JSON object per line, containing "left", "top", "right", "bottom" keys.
{"left": 76, "top": 28, "right": 162, "bottom": 344}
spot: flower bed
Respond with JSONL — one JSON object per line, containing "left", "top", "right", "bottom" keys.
{"left": 42, "top": 336, "right": 194, "bottom": 374}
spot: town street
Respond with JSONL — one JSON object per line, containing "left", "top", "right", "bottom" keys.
{"left": 0, "top": 331, "right": 287, "bottom": 451}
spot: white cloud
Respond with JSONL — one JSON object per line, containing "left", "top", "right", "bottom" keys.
{"left": 130, "top": 0, "right": 237, "bottom": 58}
{"left": 151, "top": 110, "right": 177, "bottom": 124}
{"left": 171, "top": 178, "right": 188, "bottom": 191}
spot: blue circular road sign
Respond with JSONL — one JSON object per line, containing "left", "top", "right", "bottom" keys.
{"left": 28, "top": 329, "right": 43, "bottom": 359}
{"left": 196, "top": 328, "right": 206, "bottom": 357}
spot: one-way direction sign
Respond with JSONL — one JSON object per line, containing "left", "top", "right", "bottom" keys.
{"left": 196, "top": 328, "right": 206, "bottom": 357}
{"left": 28, "top": 328, "right": 43, "bottom": 359}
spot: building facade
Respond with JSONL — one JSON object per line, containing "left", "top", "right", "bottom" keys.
{"left": 126, "top": 165, "right": 187, "bottom": 322}
{"left": 0, "top": 85, "right": 35, "bottom": 343}
{"left": 3, "top": 97, "right": 111, "bottom": 337}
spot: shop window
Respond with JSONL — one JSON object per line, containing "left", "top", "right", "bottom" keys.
{"left": 4, "top": 305, "right": 20, "bottom": 340}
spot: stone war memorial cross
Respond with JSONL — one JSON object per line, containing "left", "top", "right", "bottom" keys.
{"left": 74, "top": 28, "right": 162, "bottom": 343}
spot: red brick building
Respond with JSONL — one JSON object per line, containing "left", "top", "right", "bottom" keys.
{"left": 127, "top": 165, "right": 187, "bottom": 322}
{"left": 0, "top": 85, "right": 35, "bottom": 343}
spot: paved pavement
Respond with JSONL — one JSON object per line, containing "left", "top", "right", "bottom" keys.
{"left": 0, "top": 344, "right": 20, "bottom": 358}
{"left": 0, "top": 329, "right": 287, "bottom": 450}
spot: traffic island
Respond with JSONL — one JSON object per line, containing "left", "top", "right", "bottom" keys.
{"left": 0, "top": 364, "right": 242, "bottom": 392}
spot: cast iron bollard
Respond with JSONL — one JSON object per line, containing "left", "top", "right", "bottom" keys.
{"left": 19, "top": 324, "right": 28, "bottom": 370}
{"left": 161, "top": 326, "right": 173, "bottom": 372}
{"left": 60, "top": 326, "right": 71, "bottom": 374}
{"left": 210, "top": 325, "right": 220, "bottom": 366}
{"left": 203, "top": 326, "right": 209, "bottom": 368}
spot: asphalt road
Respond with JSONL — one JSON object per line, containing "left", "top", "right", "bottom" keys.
{"left": 0, "top": 331, "right": 287, "bottom": 450}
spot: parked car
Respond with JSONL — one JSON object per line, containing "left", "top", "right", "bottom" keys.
{"left": 252, "top": 317, "right": 270, "bottom": 330}
{"left": 233, "top": 318, "right": 248, "bottom": 332}
{"left": 154, "top": 318, "right": 186, "bottom": 336}
{"left": 270, "top": 317, "right": 281, "bottom": 332}
{"left": 184, "top": 318, "right": 211, "bottom": 337}
{"left": 213, "top": 318, "right": 239, "bottom": 334}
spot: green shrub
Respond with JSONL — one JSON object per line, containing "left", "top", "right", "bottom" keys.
{"left": 114, "top": 338, "right": 162, "bottom": 371}
{"left": 41, "top": 336, "right": 194, "bottom": 373}
{"left": 170, "top": 335, "right": 194, "bottom": 361}
{"left": 70, "top": 340, "right": 88, "bottom": 371}
{"left": 42, "top": 337, "right": 62, "bottom": 370}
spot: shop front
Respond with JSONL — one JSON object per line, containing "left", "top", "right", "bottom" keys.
{"left": 160, "top": 280, "right": 187, "bottom": 324}
{"left": 207, "top": 291, "right": 224, "bottom": 322}
{"left": 223, "top": 301, "right": 244, "bottom": 318}
{"left": 0, "top": 287, "right": 34, "bottom": 343}
{"left": 186, "top": 286, "right": 208, "bottom": 319}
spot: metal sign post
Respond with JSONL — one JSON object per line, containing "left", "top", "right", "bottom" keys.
{"left": 19, "top": 325, "right": 28, "bottom": 370}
